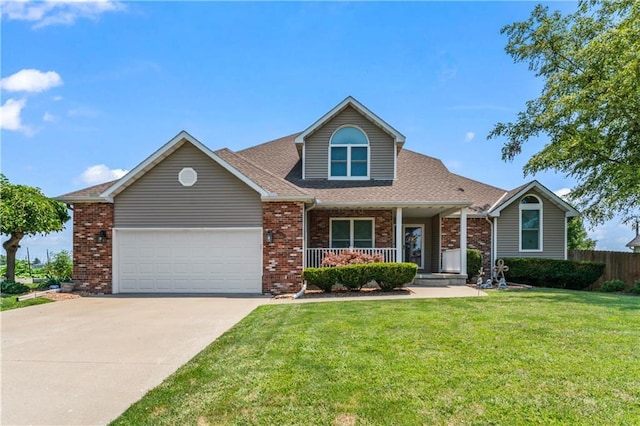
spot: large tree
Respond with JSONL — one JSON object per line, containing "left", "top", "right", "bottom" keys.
{"left": 489, "top": 0, "right": 640, "bottom": 225}
{"left": 0, "top": 174, "right": 70, "bottom": 282}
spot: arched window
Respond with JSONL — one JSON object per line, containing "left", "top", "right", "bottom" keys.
{"left": 520, "top": 195, "right": 543, "bottom": 251}
{"left": 329, "top": 126, "right": 369, "bottom": 178}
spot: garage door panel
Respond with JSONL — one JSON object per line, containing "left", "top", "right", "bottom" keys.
{"left": 117, "top": 229, "right": 262, "bottom": 293}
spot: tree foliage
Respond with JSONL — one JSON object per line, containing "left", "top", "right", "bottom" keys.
{"left": 0, "top": 174, "right": 70, "bottom": 282}
{"left": 489, "top": 0, "right": 640, "bottom": 225}
{"left": 568, "top": 217, "right": 597, "bottom": 250}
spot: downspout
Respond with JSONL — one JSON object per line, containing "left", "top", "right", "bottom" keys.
{"left": 484, "top": 215, "right": 495, "bottom": 279}
{"left": 294, "top": 200, "right": 317, "bottom": 299}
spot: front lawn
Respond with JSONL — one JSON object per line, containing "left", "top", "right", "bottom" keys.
{"left": 0, "top": 294, "right": 53, "bottom": 311}
{"left": 112, "top": 290, "right": 640, "bottom": 425}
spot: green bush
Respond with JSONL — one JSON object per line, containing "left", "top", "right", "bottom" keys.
{"left": 628, "top": 280, "right": 640, "bottom": 294}
{"left": 375, "top": 263, "right": 418, "bottom": 292}
{"left": 467, "top": 249, "right": 482, "bottom": 279}
{"left": 46, "top": 250, "right": 73, "bottom": 282}
{"left": 336, "top": 264, "right": 375, "bottom": 290}
{"left": 599, "top": 279, "right": 626, "bottom": 293}
{"left": 1, "top": 281, "right": 30, "bottom": 295}
{"left": 303, "top": 263, "right": 418, "bottom": 293}
{"left": 504, "top": 258, "right": 605, "bottom": 290}
{"left": 302, "top": 267, "right": 338, "bottom": 292}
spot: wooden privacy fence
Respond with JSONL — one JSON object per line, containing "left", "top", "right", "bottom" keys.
{"left": 569, "top": 250, "right": 640, "bottom": 287}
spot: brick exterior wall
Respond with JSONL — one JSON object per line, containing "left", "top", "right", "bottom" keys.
{"left": 441, "top": 217, "right": 492, "bottom": 276}
{"left": 262, "top": 201, "right": 304, "bottom": 294}
{"left": 73, "top": 203, "right": 114, "bottom": 294}
{"left": 308, "top": 209, "right": 394, "bottom": 248}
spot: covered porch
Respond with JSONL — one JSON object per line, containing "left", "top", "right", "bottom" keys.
{"left": 303, "top": 204, "right": 470, "bottom": 281}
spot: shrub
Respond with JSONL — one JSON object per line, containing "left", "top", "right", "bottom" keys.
{"left": 599, "top": 279, "right": 626, "bottom": 293}
{"left": 46, "top": 250, "right": 73, "bottom": 282}
{"left": 375, "top": 262, "right": 418, "bottom": 292}
{"left": 504, "top": 258, "right": 605, "bottom": 290}
{"left": 467, "top": 249, "right": 482, "bottom": 280}
{"left": 1, "top": 281, "right": 30, "bottom": 295}
{"left": 336, "top": 264, "right": 375, "bottom": 290}
{"left": 321, "top": 250, "right": 384, "bottom": 267}
{"left": 302, "top": 267, "right": 338, "bottom": 292}
{"left": 628, "top": 280, "right": 640, "bottom": 295}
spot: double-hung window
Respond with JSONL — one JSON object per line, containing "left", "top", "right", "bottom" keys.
{"left": 330, "top": 219, "right": 374, "bottom": 248}
{"left": 520, "top": 195, "right": 542, "bottom": 251}
{"left": 329, "top": 126, "right": 369, "bottom": 178}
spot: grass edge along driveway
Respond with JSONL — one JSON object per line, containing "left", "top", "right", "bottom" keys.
{"left": 112, "top": 290, "right": 640, "bottom": 425}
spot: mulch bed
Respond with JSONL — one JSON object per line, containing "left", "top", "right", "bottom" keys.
{"left": 41, "top": 292, "right": 82, "bottom": 301}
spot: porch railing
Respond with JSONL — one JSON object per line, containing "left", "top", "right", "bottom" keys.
{"left": 442, "top": 248, "right": 461, "bottom": 273}
{"left": 306, "top": 248, "right": 397, "bottom": 268}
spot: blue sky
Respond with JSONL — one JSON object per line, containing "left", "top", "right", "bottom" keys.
{"left": 1, "top": 0, "right": 634, "bottom": 262}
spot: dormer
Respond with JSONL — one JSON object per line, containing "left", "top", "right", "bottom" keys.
{"left": 294, "top": 97, "right": 405, "bottom": 180}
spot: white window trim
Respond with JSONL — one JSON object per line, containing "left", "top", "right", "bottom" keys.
{"left": 519, "top": 194, "right": 543, "bottom": 252}
{"left": 328, "top": 125, "right": 370, "bottom": 180}
{"left": 329, "top": 217, "right": 375, "bottom": 248}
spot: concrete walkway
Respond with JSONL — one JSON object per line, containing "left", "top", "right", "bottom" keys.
{"left": 1, "top": 286, "right": 483, "bottom": 425}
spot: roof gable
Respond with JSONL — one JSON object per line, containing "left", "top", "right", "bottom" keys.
{"left": 488, "top": 180, "right": 579, "bottom": 217}
{"left": 294, "top": 96, "right": 405, "bottom": 146}
{"left": 100, "top": 131, "right": 269, "bottom": 201}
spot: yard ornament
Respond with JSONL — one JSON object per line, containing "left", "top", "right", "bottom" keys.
{"left": 494, "top": 259, "right": 509, "bottom": 290}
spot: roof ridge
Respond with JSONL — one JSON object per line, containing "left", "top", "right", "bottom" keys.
{"left": 216, "top": 148, "right": 309, "bottom": 196}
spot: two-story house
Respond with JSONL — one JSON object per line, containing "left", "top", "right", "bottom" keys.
{"left": 58, "top": 97, "right": 579, "bottom": 294}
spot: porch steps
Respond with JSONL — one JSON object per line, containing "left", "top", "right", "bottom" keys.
{"left": 412, "top": 273, "right": 468, "bottom": 287}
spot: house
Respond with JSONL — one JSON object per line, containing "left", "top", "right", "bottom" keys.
{"left": 57, "top": 96, "right": 579, "bottom": 294}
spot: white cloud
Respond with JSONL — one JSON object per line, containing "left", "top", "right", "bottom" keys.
{"left": 77, "top": 164, "right": 128, "bottom": 185}
{"left": 553, "top": 187, "right": 571, "bottom": 199}
{"left": 0, "top": 98, "right": 29, "bottom": 132}
{"left": 444, "top": 159, "right": 463, "bottom": 170}
{"left": 1, "top": 69, "right": 63, "bottom": 93}
{"left": 1, "top": 0, "right": 126, "bottom": 29}
{"left": 464, "top": 131, "right": 475, "bottom": 142}
{"left": 43, "top": 112, "right": 58, "bottom": 122}
{"left": 53, "top": 95, "right": 63, "bottom": 101}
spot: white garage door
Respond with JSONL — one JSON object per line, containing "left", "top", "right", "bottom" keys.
{"left": 115, "top": 228, "right": 262, "bottom": 293}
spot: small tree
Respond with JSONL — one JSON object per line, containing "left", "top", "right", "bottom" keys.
{"left": 0, "top": 174, "right": 70, "bottom": 282}
{"left": 46, "top": 250, "right": 73, "bottom": 281}
{"left": 568, "top": 217, "right": 597, "bottom": 250}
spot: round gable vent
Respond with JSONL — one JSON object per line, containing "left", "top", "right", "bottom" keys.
{"left": 178, "top": 167, "right": 198, "bottom": 186}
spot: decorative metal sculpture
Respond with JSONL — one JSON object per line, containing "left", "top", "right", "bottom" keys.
{"left": 494, "top": 259, "right": 509, "bottom": 290}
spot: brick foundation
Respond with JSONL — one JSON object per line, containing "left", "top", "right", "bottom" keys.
{"left": 441, "top": 217, "right": 492, "bottom": 277}
{"left": 308, "top": 209, "right": 394, "bottom": 248}
{"left": 262, "top": 201, "right": 304, "bottom": 294}
{"left": 73, "top": 203, "right": 114, "bottom": 294}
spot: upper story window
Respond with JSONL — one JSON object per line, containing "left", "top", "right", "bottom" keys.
{"left": 329, "top": 126, "right": 369, "bottom": 179}
{"left": 520, "top": 195, "right": 543, "bottom": 251}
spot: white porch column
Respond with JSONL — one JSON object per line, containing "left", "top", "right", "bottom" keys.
{"left": 460, "top": 207, "right": 467, "bottom": 275}
{"left": 396, "top": 207, "right": 403, "bottom": 263}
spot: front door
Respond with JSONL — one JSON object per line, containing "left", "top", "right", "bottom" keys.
{"left": 403, "top": 225, "right": 424, "bottom": 269}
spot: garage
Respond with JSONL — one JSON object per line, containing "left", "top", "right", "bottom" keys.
{"left": 114, "top": 228, "right": 262, "bottom": 293}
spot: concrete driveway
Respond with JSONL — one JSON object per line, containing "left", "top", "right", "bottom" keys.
{"left": 1, "top": 295, "right": 267, "bottom": 426}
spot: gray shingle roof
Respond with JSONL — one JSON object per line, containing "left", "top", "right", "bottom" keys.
{"left": 238, "top": 135, "right": 508, "bottom": 210}
{"left": 59, "top": 133, "right": 512, "bottom": 211}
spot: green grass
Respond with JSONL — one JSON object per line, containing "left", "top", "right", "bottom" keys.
{"left": 0, "top": 294, "right": 53, "bottom": 311}
{"left": 112, "top": 290, "right": 640, "bottom": 425}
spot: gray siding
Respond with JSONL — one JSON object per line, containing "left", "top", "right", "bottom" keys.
{"left": 305, "top": 105, "right": 395, "bottom": 179}
{"left": 496, "top": 188, "right": 566, "bottom": 259}
{"left": 114, "top": 142, "right": 262, "bottom": 227}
